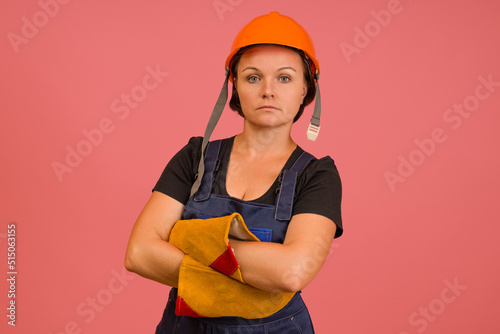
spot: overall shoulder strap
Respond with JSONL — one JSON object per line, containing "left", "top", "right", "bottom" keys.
{"left": 275, "top": 151, "right": 315, "bottom": 221}
{"left": 193, "top": 140, "right": 222, "bottom": 201}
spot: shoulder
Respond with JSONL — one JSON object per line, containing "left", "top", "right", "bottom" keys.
{"left": 309, "top": 155, "right": 340, "bottom": 173}
{"left": 172, "top": 136, "right": 236, "bottom": 171}
{"left": 165, "top": 136, "right": 203, "bottom": 170}
{"left": 298, "top": 154, "right": 342, "bottom": 202}
{"left": 300, "top": 154, "right": 341, "bottom": 186}
{"left": 185, "top": 136, "right": 203, "bottom": 152}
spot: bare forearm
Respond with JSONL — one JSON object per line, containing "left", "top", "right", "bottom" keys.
{"left": 124, "top": 192, "right": 186, "bottom": 287}
{"left": 230, "top": 240, "right": 317, "bottom": 293}
{"left": 230, "top": 214, "right": 335, "bottom": 293}
{"left": 125, "top": 238, "right": 184, "bottom": 288}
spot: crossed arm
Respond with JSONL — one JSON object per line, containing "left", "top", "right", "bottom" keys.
{"left": 125, "top": 191, "right": 336, "bottom": 292}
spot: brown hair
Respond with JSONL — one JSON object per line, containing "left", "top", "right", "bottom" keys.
{"left": 228, "top": 45, "right": 317, "bottom": 123}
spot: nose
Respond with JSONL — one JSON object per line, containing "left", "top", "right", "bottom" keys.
{"left": 261, "top": 78, "right": 275, "bottom": 98}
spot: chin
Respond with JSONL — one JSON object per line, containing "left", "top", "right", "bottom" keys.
{"left": 248, "top": 118, "right": 292, "bottom": 130}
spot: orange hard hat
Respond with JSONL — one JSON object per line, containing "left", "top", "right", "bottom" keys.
{"left": 225, "top": 12, "right": 320, "bottom": 81}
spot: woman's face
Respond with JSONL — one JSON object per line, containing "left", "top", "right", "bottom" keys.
{"left": 235, "top": 45, "right": 307, "bottom": 130}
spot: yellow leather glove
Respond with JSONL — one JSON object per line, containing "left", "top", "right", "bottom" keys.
{"left": 169, "top": 213, "right": 259, "bottom": 282}
{"left": 176, "top": 255, "right": 295, "bottom": 319}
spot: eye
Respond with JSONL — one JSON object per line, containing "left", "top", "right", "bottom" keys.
{"left": 247, "top": 75, "right": 260, "bottom": 83}
{"left": 278, "top": 76, "right": 291, "bottom": 83}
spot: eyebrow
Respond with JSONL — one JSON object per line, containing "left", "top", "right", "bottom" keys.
{"left": 241, "top": 66, "right": 297, "bottom": 72}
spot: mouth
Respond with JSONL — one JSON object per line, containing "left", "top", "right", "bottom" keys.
{"left": 257, "top": 105, "right": 279, "bottom": 110}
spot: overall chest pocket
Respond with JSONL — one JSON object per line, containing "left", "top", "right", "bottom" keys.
{"left": 247, "top": 227, "right": 272, "bottom": 242}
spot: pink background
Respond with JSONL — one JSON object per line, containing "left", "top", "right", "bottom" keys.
{"left": 1, "top": 0, "right": 499, "bottom": 333}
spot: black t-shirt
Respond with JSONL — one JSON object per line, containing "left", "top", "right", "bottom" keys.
{"left": 153, "top": 136, "right": 343, "bottom": 238}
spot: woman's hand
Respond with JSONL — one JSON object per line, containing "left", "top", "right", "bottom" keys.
{"left": 124, "top": 191, "right": 186, "bottom": 287}
{"left": 230, "top": 213, "right": 337, "bottom": 293}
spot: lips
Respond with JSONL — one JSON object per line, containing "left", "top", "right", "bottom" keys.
{"left": 257, "top": 105, "right": 278, "bottom": 110}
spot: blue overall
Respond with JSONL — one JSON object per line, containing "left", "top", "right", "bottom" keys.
{"left": 155, "top": 140, "right": 316, "bottom": 334}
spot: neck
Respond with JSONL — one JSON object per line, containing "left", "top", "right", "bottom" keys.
{"left": 234, "top": 122, "right": 296, "bottom": 159}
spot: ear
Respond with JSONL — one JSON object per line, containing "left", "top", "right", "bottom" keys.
{"left": 302, "top": 83, "right": 307, "bottom": 101}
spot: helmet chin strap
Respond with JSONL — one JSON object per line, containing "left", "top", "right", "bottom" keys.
{"left": 190, "top": 68, "right": 230, "bottom": 197}
{"left": 190, "top": 68, "right": 322, "bottom": 196}
{"left": 307, "top": 70, "right": 321, "bottom": 141}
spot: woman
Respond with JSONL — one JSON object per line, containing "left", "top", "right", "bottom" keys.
{"left": 125, "top": 12, "right": 343, "bottom": 333}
